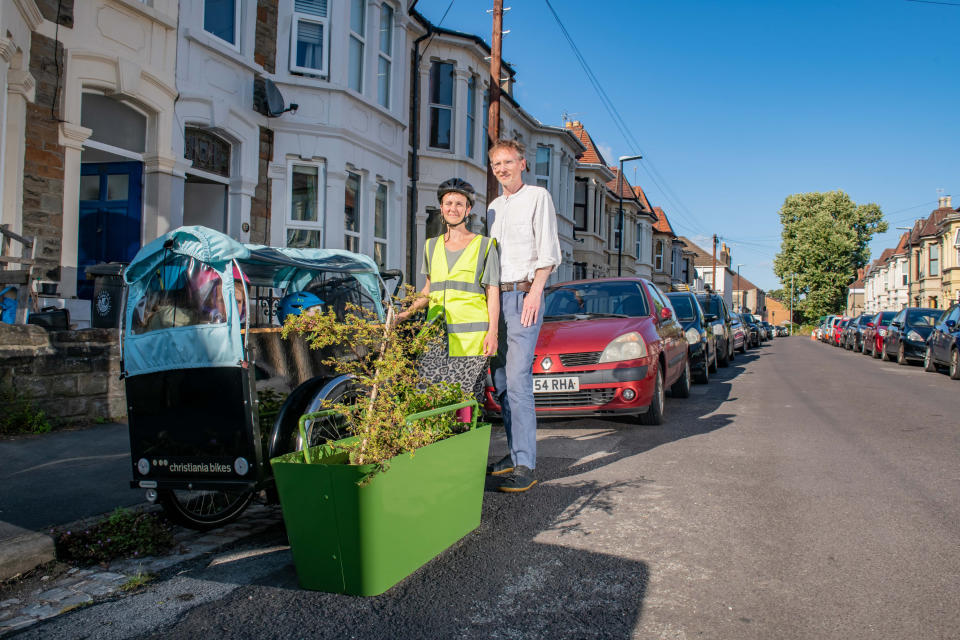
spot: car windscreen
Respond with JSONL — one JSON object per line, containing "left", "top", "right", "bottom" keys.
{"left": 695, "top": 295, "right": 721, "bottom": 317}
{"left": 666, "top": 294, "right": 697, "bottom": 321}
{"left": 544, "top": 281, "right": 649, "bottom": 318}
{"left": 906, "top": 309, "right": 940, "bottom": 327}
{"left": 857, "top": 315, "right": 873, "bottom": 326}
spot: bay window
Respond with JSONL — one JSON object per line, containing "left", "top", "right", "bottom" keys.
{"left": 291, "top": 0, "right": 328, "bottom": 75}
{"left": 204, "top": 0, "right": 239, "bottom": 47}
{"left": 287, "top": 162, "right": 325, "bottom": 248}
{"left": 573, "top": 178, "right": 586, "bottom": 230}
{"left": 344, "top": 171, "right": 361, "bottom": 252}
{"left": 466, "top": 77, "right": 477, "bottom": 158}
{"left": 377, "top": 3, "right": 393, "bottom": 107}
{"left": 348, "top": 0, "right": 366, "bottom": 92}
{"left": 930, "top": 243, "right": 939, "bottom": 277}
{"left": 535, "top": 146, "right": 550, "bottom": 190}
{"left": 429, "top": 61, "right": 454, "bottom": 150}
{"left": 374, "top": 183, "right": 388, "bottom": 268}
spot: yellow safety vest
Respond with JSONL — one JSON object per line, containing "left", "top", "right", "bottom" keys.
{"left": 425, "top": 234, "right": 494, "bottom": 357}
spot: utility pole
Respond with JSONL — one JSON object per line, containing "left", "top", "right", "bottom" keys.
{"left": 484, "top": 0, "right": 504, "bottom": 230}
{"left": 711, "top": 234, "right": 718, "bottom": 293}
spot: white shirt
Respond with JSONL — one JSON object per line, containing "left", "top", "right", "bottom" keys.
{"left": 487, "top": 184, "right": 562, "bottom": 283}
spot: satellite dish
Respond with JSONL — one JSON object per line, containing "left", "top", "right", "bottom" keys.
{"left": 263, "top": 79, "right": 298, "bottom": 117}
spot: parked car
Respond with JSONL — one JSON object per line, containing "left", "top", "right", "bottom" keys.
{"left": 844, "top": 313, "right": 874, "bottom": 351}
{"left": 861, "top": 310, "right": 897, "bottom": 358}
{"left": 729, "top": 314, "right": 747, "bottom": 353}
{"left": 820, "top": 315, "right": 836, "bottom": 342}
{"left": 832, "top": 317, "right": 849, "bottom": 346}
{"left": 667, "top": 291, "right": 716, "bottom": 383}
{"left": 882, "top": 307, "right": 941, "bottom": 364}
{"left": 924, "top": 304, "right": 960, "bottom": 379}
{"left": 739, "top": 313, "right": 760, "bottom": 348}
{"left": 484, "top": 278, "right": 690, "bottom": 424}
{"left": 761, "top": 321, "right": 775, "bottom": 340}
{"left": 696, "top": 292, "right": 735, "bottom": 367}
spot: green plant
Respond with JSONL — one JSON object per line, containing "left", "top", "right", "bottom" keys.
{"left": 54, "top": 508, "right": 175, "bottom": 566}
{"left": 0, "top": 385, "right": 51, "bottom": 435}
{"left": 119, "top": 569, "right": 153, "bottom": 592}
{"left": 281, "top": 288, "right": 471, "bottom": 475}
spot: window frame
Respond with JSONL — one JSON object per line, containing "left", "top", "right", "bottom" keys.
{"left": 428, "top": 60, "right": 455, "bottom": 151}
{"left": 930, "top": 243, "right": 939, "bottom": 277}
{"left": 286, "top": 160, "right": 327, "bottom": 249}
{"left": 573, "top": 178, "right": 587, "bottom": 231}
{"left": 465, "top": 76, "right": 477, "bottom": 159}
{"left": 348, "top": 0, "right": 367, "bottom": 93}
{"left": 344, "top": 170, "right": 362, "bottom": 253}
{"left": 535, "top": 145, "right": 551, "bottom": 191}
{"left": 203, "top": 0, "right": 241, "bottom": 50}
{"left": 373, "top": 181, "right": 389, "bottom": 268}
{"left": 655, "top": 239, "right": 664, "bottom": 272}
{"left": 290, "top": 1, "right": 330, "bottom": 76}
{"left": 376, "top": 3, "right": 394, "bottom": 108}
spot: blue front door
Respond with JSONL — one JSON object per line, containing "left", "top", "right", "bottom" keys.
{"left": 78, "top": 162, "right": 143, "bottom": 299}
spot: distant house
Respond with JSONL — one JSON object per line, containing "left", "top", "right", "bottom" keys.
{"left": 732, "top": 273, "right": 766, "bottom": 319}
{"left": 681, "top": 236, "right": 736, "bottom": 311}
{"left": 846, "top": 270, "right": 865, "bottom": 317}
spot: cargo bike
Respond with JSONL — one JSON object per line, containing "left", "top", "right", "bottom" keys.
{"left": 121, "top": 226, "right": 400, "bottom": 529}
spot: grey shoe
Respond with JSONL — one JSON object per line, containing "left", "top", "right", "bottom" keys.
{"left": 486, "top": 454, "right": 514, "bottom": 476}
{"left": 498, "top": 465, "right": 537, "bottom": 493}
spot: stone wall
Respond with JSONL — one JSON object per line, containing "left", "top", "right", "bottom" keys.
{"left": 35, "top": 0, "right": 74, "bottom": 27}
{"left": 0, "top": 325, "right": 124, "bottom": 423}
{"left": 250, "top": 127, "right": 273, "bottom": 245}
{"left": 22, "top": 32, "right": 65, "bottom": 281}
{"left": 255, "top": 0, "right": 278, "bottom": 74}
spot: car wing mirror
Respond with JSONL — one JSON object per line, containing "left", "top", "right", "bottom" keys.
{"left": 866, "top": 322, "right": 874, "bottom": 328}
{"left": 704, "top": 313, "right": 718, "bottom": 322}
{"left": 946, "top": 319, "right": 956, "bottom": 330}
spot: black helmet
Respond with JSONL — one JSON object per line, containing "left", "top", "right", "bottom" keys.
{"left": 437, "top": 178, "right": 475, "bottom": 207}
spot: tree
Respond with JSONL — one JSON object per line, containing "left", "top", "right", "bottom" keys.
{"left": 773, "top": 191, "right": 886, "bottom": 321}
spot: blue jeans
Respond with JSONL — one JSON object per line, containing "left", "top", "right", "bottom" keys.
{"left": 491, "top": 290, "right": 544, "bottom": 470}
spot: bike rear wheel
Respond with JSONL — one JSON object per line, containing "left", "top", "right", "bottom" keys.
{"left": 158, "top": 488, "right": 254, "bottom": 531}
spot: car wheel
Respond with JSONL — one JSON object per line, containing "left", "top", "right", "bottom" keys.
{"left": 861, "top": 340, "right": 869, "bottom": 355}
{"left": 881, "top": 342, "right": 891, "bottom": 361}
{"left": 924, "top": 346, "right": 938, "bottom": 372}
{"left": 897, "top": 343, "right": 907, "bottom": 366}
{"left": 873, "top": 340, "right": 882, "bottom": 359}
{"left": 697, "top": 357, "right": 710, "bottom": 384}
{"left": 639, "top": 366, "right": 664, "bottom": 426}
{"left": 708, "top": 346, "right": 718, "bottom": 373}
{"left": 718, "top": 339, "right": 730, "bottom": 368}
{"left": 951, "top": 348, "right": 960, "bottom": 381}
{"left": 738, "top": 339, "right": 746, "bottom": 354}
{"left": 671, "top": 358, "right": 691, "bottom": 398}
{"left": 729, "top": 341, "right": 736, "bottom": 361}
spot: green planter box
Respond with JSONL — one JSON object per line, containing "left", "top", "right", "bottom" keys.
{"left": 270, "top": 403, "right": 491, "bottom": 596}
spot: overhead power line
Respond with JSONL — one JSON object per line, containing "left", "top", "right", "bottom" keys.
{"left": 542, "top": 0, "right": 707, "bottom": 236}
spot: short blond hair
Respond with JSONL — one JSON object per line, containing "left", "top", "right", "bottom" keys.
{"left": 488, "top": 138, "right": 526, "bottom": 160}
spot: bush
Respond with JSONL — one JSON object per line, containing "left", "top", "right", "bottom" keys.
{"left": 0, "top": 385, "right": 51, "bottom": 435}
{"left": 54, "top": 508, "right": 176, "bottom": 566}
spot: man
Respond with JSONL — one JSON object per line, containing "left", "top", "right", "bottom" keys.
{"left": 486, "top": 139, "right": 561, "bottom": 493}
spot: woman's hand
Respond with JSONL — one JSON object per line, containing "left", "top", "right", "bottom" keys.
{"left": 482, "top": 330, "right": 498, "bottom": 357}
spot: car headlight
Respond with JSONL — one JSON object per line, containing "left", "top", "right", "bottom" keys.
{"left": 907, "top": 330, "right": 923, "bottom": 342}
{"left": 684, "top": 327, "right": 701, "bottom": 345}
{"left": 599, "top": 332, "right": 648, "bottom": 363}
{"left": 712, "top": 323, "right": 725, "bottom": 336}
{"left": 879, "top": 328, "right": 887, "bottom": 336}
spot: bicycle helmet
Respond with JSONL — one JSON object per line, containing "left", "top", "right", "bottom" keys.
{"left": 437, "top": 178, "right": 475, "bottom": 207}
{"left": 277, "top": 291, "right": 324, "bottom": 321}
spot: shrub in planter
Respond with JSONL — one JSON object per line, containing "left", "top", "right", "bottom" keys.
{"left": 275, "top": 295, "right": 491, "bottom": 595}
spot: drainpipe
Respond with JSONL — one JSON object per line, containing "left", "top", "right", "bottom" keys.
{"left": 408, "top": 25, "right": 432, "bottom": 287}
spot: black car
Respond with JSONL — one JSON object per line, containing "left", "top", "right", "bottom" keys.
{"left": 738, "top": 313, "right": 760, "bottom": 348}
{"left": 667, "top": 291, "right": 717, "bottom": 383}
{"left": 924, "top": 304, "right": 960, "bottom": 379}
{"left": 882, "top": 307, "right": 941, "bottom": 364}
{"left": 844, "top": 313, "right": 874, "bottom": 351}
{"left": 696, "top": 292, "right": 734, "bottom": 367}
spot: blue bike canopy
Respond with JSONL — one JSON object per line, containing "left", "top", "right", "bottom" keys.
{"left": 122, "top": 226, "right": 386, "bottom": 377}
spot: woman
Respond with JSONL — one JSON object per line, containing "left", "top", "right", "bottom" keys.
{"left": 396, "top": 178, "right": 500, "bottom": 404}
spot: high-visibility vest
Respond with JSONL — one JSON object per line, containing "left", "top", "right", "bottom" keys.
{"left": 425, "top": 234, "right": 494, "bottom": 357}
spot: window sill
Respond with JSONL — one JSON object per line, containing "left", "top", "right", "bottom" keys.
{"left": 184, "top": 28, "right": 264, "bottom": 75}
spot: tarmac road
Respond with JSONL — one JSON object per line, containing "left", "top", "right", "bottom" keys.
{"left": 18, "top": 337, "right": 960, "bottom": 639}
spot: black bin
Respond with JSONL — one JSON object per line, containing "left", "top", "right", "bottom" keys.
{"left": 85, "top": 263, "right": 126, "bottom": 328}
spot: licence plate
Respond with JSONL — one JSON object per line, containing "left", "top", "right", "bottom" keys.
{"left": 534, "top": 376, "right": 580, "bottom": 393}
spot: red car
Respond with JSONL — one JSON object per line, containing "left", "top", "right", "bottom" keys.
{"left": 484, "top": 277, "right": 690, "bottom": 425}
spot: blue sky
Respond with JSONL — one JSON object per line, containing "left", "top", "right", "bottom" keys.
{"left": 413, "top": 0, "right": 960, "bottom": 291}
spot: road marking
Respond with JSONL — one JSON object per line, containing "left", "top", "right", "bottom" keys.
{"left": 5, "top": 454, "right": 129, "bottom": 477}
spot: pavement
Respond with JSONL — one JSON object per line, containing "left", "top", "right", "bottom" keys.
{"left": 3, "top": 337, "right": 960, "bottom": 638}
{"left": 0, "top": 423, "right": 140, "bottom": 583}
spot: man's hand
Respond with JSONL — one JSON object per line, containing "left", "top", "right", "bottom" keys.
{"left": 521, "top": 289, "right": 543, "bottom": 327}
{"left": 482, "top": 330, "right": 498, "bottom": 357}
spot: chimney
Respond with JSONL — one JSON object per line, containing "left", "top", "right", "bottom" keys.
{"left": 938, "top": 195, "right": 952, "bottom": 209}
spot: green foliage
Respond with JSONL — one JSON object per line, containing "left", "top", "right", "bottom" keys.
{"left": 773, "top": 191, "right": 887, "bottom": 322}
{"left": 0, "top": 385, "right": 51, "bottom": 436}
{"left": 282, "top": 287, "right": 471, "bottom": 473}
{"left": 54, "top": 508, "right": 175, "bottom": 566}
{"left": 119, "top": 569, "right": 153, "bottom": 592}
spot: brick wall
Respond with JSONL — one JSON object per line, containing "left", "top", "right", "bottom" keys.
{"left": 22, "top": 32, "right": 65, "bottom": 281}
{"left": 0, "top": 325, "right": 125, "bottom": 423}
{"left": 35, "top": 0, "right": 74, "bottom": 27}
{"left": 255, "top": 0, "right": 278, "bottom": 74}
{"left": 250, "top": 127, "right": 274, "bottom": 245}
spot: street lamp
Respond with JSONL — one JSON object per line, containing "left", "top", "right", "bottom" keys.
{"left": 617, "top": 154, "right": 643, "bottom": 276}
{"left": 736, "top": 263, "right": 744, "bottom": 312}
